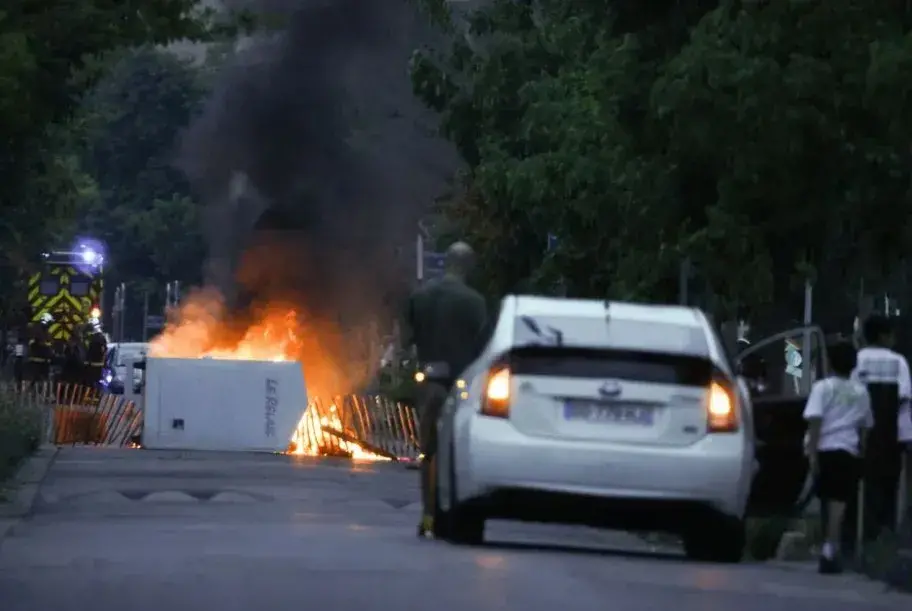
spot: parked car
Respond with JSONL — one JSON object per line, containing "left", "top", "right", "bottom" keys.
{"left": 102, "top": 342, "right": 148, "bottom": 394}
{"left": 431, "top": 295, "right": 824, "bottom": 562}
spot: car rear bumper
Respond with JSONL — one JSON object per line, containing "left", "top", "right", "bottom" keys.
{"left": 458, "top": 416, "right": 750, "bottom": 525}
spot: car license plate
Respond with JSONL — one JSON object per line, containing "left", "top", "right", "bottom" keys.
{"left": 563, "top": 400, "right": 654, "bottom": 426}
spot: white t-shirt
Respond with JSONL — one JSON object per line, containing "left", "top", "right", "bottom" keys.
{"left": 803, "top": 377, "right": 873, "bottom": 455}
{"left": 852, "top": 346, "right": 912, "bottom": 442}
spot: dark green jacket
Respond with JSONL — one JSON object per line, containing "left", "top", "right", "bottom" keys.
{"left": 404, "top": 275, "right": 488, "bottom": 378}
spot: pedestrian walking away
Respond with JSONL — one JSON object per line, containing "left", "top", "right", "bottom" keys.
{"left": 402, "top": 241, "right": 488, "bottom": 538}
{"left": 851, "top": 314, "right": 912, "bottom": 540}
{"left": 803, "top": 340, "right": 873, "bottom": 574}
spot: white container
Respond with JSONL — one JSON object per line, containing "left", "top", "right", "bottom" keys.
{"left": 141, "top": 357, "right": 307, "bottom": 452}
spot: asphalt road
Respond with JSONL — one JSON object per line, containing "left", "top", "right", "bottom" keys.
{"left": 0, "top": 447, "right": 905, "bottom": 611}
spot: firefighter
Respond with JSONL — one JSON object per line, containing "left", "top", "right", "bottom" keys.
{"left": 27, "top": 315, "right": 53, "bottom": 383}
{"left": 402, "top": 241, "right": 489, "bottom": 538}
{"left": 83, "top": 323, "right": 107, "bottom": 389}
{"left": 60, "top": 327, "right": 85, "bottom": 385}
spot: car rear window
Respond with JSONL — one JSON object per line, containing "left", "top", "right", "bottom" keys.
{"left": 504, "top": 346, "right": 713, "bottom": 387}
{"left": 513, "top": 315, "right": 709, "bottom": 356}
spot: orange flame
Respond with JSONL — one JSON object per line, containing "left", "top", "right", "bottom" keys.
{"left": 148, "top": 287, "right": 387, "bottom": 460}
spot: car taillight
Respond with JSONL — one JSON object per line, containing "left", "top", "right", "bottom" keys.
{"left": 707, "top": 377, "right": 738, "bottom": 432}
{"left": 481, "top": 367, "right": 511, "bottom": 418}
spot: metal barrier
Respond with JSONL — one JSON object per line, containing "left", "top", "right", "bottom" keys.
{"left": 2, "top": 381, "right": 418, "bottom": 458}
{"left": 293, "top": 395, "right": 421, "bottom": 460}
{"left": 0, "top": 382, "right": 142, "bottom": 447}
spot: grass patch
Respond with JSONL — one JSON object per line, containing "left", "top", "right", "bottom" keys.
{"left": 0, "top": 386, "right": 44, "bottom": 489}
{"left": 746, "top": 515, "right": 822, "bottom": 561}
{"left": 858, "top": 527, "right": 912, "bottom": 592}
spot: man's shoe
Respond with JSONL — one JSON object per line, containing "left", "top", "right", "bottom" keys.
{"left": 416, "top": 515, "right": 434, "bottom": 539}
{"left": 818, "top": 555, "right": 843, "bottom": 574}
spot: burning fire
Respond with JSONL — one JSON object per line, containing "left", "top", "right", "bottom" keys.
{"left": 148, "top": 288, "right": 389, "bottom": 460}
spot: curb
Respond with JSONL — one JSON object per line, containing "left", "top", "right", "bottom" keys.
{"left": 0, "top": 444, "right": 59, "bottom": 539}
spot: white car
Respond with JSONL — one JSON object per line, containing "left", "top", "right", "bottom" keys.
{"left": 432, "top": 295, "right": 826, "bottom": 562}
{"left": 104, "top": 342, "right": 148, "bottom": 393}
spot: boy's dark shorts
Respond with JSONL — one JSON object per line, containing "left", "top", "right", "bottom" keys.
{"left": 816, "top": 450, "right": 861, "bottom": 503}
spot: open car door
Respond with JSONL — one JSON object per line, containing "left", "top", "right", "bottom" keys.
{"left": 736, "top": 325, "right": 829, "bottom": 517}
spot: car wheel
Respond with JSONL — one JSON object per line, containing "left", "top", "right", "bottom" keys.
{"left": 682, "top": 514, "right": 745, "bottom": 563}
{"left": 444, "top": 440, "right": 485, "bottom": 545}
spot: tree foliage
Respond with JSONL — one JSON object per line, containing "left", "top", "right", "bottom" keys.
{"left": 411, "top": 0, "right": 912, "bottom": 319}
{"left": 66, "top": 47, "right": 211, "bottom": 337}
{"left": 0, "top": 1, "right": 241, "bottom": 322}
{"left": 77, "top": 48, "right": 207, "bottom": 286}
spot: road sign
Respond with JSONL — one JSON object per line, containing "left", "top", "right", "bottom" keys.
{"left": 785, "top": 343, "right": 802, "bottom": 378}
{"left": 422, "top": 252, "right": 446, "bottom": 280}
{"left": 547, "top": 234, "right": 559, "bottom": 251}
{"left": 145, "top": 315, "right": 165, "bottom": 329}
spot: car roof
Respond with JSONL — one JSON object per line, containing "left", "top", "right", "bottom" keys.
{"left": 512, "top": 296, "right": 704, "bottom": 328}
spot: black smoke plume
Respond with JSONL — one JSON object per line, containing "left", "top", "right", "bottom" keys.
{"left": 178, "top": 0, "right": 457, "bottom": 326}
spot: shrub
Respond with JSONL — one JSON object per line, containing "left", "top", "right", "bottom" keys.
{"left": 860, "top": 528, "right": 912, "bottom": 592}
{"left": 746, "top": 516, "right": 791, "bottom": 560}
{"left": 0, "top": 387, "right": 44, "bottom": 484}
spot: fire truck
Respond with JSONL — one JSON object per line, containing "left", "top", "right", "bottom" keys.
{"left": 27, "top": 244, "right": 105, "bottom": 352}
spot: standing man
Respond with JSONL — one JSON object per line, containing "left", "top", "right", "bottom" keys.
{"left": 402, "top": 241, "right": 488, "bottom": 538}
{"left": 83, "top": 323, "right": 107, "bottom": 390}
{"left": 850, "top": 314, "right": 912, "bottom": 547}
{"left": 27, "top": 317, "right": 53, "bottom": 384}
{"left": 61, "top": 327, "right": 84, "bottom": 385}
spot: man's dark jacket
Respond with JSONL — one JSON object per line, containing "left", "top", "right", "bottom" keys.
{"left": 404, "top": 275, "right": 488, "bottom": 380}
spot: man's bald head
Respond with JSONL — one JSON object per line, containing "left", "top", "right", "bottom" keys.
{"left": 445, "top": 241, "right": 475, "bottom": 279}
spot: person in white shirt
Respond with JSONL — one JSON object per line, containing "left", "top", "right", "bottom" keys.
{"left": 854, "top": 314, "right": 912, "bottom": 532}
{"left": 804, "top": 340, "right": 874, "bottom": 574}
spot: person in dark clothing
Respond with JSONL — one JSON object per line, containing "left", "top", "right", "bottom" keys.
{"left": 61, "top": 329, "right": 85, "bottom": 385}
{"left": 83, "top": 326, "right": 107, "bottom": 389}
{"left": 402, "top": 241, "right": 488, "bottom": 538}
{"left": 27, "top": 320, "right": 53, "bottom": 383}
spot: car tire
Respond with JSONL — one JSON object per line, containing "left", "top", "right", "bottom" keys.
{"left": 682, "top": 514, "right": 745, "bottom": 563}
{"left": 443, "top": 440, "right": 485, "bottom": 545}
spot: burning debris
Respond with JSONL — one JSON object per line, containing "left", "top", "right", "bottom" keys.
{"left": 147, "top": 1, "right": 451, "bottom": 460}
{"left": 147, "top": 288, "right": 396, "bottom": 459}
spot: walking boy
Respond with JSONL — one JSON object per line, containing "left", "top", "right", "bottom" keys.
{"left": 804, "top": 340, "right": 874, "bottom": 574}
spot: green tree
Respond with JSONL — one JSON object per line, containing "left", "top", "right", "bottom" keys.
{"left": 0, "top": 1, "right": 248, "bottom": 328}
{"left": 69, "top": 47, "right": 209, "bottom": 337}
{"left": 77, "top": 47, "right": 207, "bottom": 284}
{"left": 411, "top": 0, "right": 912, "bottom": 322}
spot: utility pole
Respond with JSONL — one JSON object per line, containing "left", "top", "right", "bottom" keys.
{"left": 801, "top": 279, "right": 813, "bottom": 394}
{"left": 142, "top": 289, "right": 150, "bottom": 342}
{"left": 678, "top": 258, "right": 691, "bottom": 306}
{"left": 119, "top": 283, "right": 126, "bottom": 342}
{"left": 415, "top": 234, "right": 424, "bottom": 282}
{"left": 165, "top": 280, "right": 181, "bottom": 308}
{"left": 112, "top": 283, "right": 127, "bottom": 343}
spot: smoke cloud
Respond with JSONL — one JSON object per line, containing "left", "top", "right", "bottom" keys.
{"left": 171, "top": 0, "right": 458, "bottom": 392}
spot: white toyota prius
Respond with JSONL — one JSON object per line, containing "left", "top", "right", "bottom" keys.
{"left": 431, "top": 295, "right": 825, "bottom": 562}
